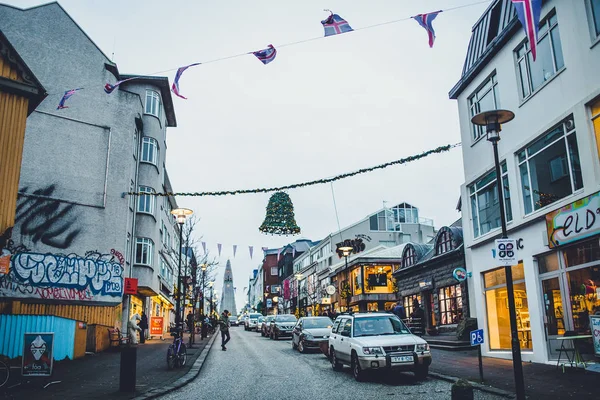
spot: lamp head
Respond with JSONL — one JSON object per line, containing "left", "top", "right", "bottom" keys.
{"left": 294, "top": 272, "right": 303, "bottom": 280}
{"left": 339, "top": 245, "right": 353, "bottom": 257}
{"left": 471, "top": 109, "right": 515, "bottom": 143}
{"left": 201, "top": 263, "right": 207, "bottom": 271}
{"left": 171, "top": 208, "right": 194, "bottom": 225}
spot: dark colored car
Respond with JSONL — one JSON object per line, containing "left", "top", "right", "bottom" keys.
{"left": 292, "top": 316, "right": 333, "bottom": 353}
{"left": 269, "top": 314, "right": 297, "bottom": 340}
{"left": 261, "top": 315, "right": 275, "bottom": 337}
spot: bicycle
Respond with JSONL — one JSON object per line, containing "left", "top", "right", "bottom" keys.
{"left": 0, "top": 358, "right": 9, "bottom": 388}
{"left": 166, "top": 325, "right": 187, "bottom": 370}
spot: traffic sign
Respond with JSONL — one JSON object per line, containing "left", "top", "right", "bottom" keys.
{"left": 495, "top": 239, "right": 517, "bottom": 266}
{"left": 470, "top": 329, "right": 484, "bottom": 346}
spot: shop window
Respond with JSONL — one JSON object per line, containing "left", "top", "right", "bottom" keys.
{"left": 567, "top": 267, "right": 600, "bottom": 333}
{"left": 469, "top": 162, "right": 512, "bottom": 238}
{"left": 438, "top": 285, "right": 463, "bottom": 325}
{"left": 367, "top": 302, "right": 379, "bottom": 312}
{"left": 518, "top": 116, "right": 583, "bottom": 214}
{"left": 351, "top": 267, "right": 363, "bottom": 295}
{"left": 483, "top": 264, "right": 532, "bottom": 351}
{"left": 563, "top": 238, "right": 600, "bottom": 268}
{"left": 515, "top": 11, "right": 564, "bottom": 100}
{"left": 537, "top": 252, "right": 560, "bottom": 274}
{"left": 591, "top": 99, "right": 600, "bottom": 159}
{"left": 403, "top": 294, "right": 422, "bottom": 319}
{"left": 364, "top": 265, "right": 392, "bottom": 293}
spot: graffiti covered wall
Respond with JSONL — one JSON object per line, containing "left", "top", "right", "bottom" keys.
{"left": 0, "top": 251, "right": 123, "bottom": 304}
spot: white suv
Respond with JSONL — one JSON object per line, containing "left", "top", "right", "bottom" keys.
{"left": 328, "top": 313, "right": 432, "bottom": 381}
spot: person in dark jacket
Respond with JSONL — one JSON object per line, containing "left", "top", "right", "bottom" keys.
{"left": 219, "top": 310, "right": 231, "bottom": 351}
{"left": 392, "top": 302, "right": 406, "bottom": 320}
{"left": 139, "top": 312, "right": 148, "bottom": 343}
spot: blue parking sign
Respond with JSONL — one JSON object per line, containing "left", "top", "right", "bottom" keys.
{"left": 470, "top": 329, "right": 484, "bottom": 346}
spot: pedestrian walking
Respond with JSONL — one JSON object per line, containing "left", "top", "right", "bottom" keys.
{"left": 139, "top": 311, "right": 148, "bottom": 343}
{"left": 392, "top": 301, "right": 406, "bottom": 321}
{"left": 186, "top": 312, "right": 194, "bottom": 333}
{"left": 219, "top": 310, "right": 231, "bottom": 351}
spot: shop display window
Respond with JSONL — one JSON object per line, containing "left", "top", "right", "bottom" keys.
{"left": 363, "top": 265, "right": 393, "bottom": 293}
{"left": 351, "top": 267, "right": 363, "bottom": 295}
{"left": 367, "top": 302, "right": 378, "bottom": 312}
{"left": 403, "top": 294, "right": 422, "bottom": 319}
{"left": 438, "top": 284, "right": 463, "bottom": 325}
{"left": 483, "top": 264, "right": 532, "bottom": 351}
{"left": 567, "top": 267, "right": 600, "bottom": 333}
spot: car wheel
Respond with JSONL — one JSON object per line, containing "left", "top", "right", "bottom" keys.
{"left": 298, "top": 340, "right": 305, "bottom": 353}
{"left": 352, "top": 353, "right": 366, "bottom": 382}
{"left": 414, "top": 365, "right": 428, "bottom": 381}
{"left": 330, "top": 347, "right": 343, "bottom": 371}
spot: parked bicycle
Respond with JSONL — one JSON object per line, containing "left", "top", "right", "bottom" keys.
{"left": 166, "top": 324, "right": 187, "bottom": 370}
{"left": 0, "top": 357, "right": 9, "bottom": 388}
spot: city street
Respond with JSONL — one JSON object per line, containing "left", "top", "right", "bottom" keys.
{"left": 162, "top": 328, "right": 504, "bottom": 400}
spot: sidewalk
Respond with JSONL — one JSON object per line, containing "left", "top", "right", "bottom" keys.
{"left": 430, "top": 348, "right": 597, "bottom": 399}
{"left": 1, "top": 331, "right": 214, "bottom": 399}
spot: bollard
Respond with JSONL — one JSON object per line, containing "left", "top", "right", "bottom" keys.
{"left": 119, "top": 345, "right": 137, "bottom": 392}
{"left": 451, "top": 378, "right": 474, "bottom": 400}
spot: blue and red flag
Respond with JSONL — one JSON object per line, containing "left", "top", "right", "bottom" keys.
{"left": 512, "top": 0, "right": 542, "bottom": 61}
{"left": 252, "top": 44, "right": 277, "bottom": 65}
{"left": 172, "top": 63, "right": 201, "bottom": 99}
{"left": 57, "top": 88, "right": 82, "bottom": 109}
{"left": 412, "top": 11, "right": 442, "bottom": 48}
{"left": 104, "top": 77, "right": 137, "bottom": 94}
{"left": 321, "top": 11, "right": 353, "bottom": 37}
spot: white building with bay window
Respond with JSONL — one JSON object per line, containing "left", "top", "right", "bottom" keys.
{"left": 451, "top": 0, "right": 600, "bottom": 363}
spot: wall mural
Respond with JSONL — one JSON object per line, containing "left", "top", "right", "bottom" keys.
{"left": 16, "top": 185, "right": 81, "bottom": 249}
{"left": 0, "top": 250, "right": 124, "bottom": 303}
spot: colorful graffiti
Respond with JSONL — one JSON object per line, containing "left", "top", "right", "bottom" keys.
{"left": 0, "top": 251, "right": 123, "bottom": 303}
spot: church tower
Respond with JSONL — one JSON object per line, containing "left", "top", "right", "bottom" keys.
{"left": 220, "top": 259, "right": 237, "bottom": 316}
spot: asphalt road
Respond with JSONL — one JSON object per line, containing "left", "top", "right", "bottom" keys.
{"left": 161, "top": 327, "right": 505, "bottom": 400}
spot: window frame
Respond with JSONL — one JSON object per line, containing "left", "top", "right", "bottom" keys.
{"left": 517, "top": 116, "right": 582, "bottom": 215}
{"left": 468, "top": 162, "right": 512, "bottom": 238}
{"left": 438, "top": 284, "right": 462, "bottom": 325}
{"left": 402, "top": 246, "right": 416, "bottom": 268}
{"left": 270, "top": 266, "right": 278, "bottom": 276}
{"left": 135, "top": 237, "right": 154, "bottom": 266}
{"left": 141, "top": 137, "right": 158, "bottom": 166}
{"left": 137, "top": 186, "right": 155, "bottom": 215}
{"left": 436, "top": 229, "right": 453, "bottom": 255}
{"left": 145, "top": 90, "right": 162, "bottom": 119}
{"left": 468, "top": 72, "right": 500, "bottom": 143}
{"left": 514, "top": 10, "right": 564, "bottom": 101}
{"left": 587, "top": 0, "right": 600, "bottom": 42}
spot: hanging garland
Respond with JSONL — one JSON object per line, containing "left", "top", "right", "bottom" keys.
{"left": 127, "top": 143, "right": 460, "bottom": 198}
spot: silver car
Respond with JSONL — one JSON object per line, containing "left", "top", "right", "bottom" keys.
{"left": 292, "top": 317, "right": 333, "bottom": 353}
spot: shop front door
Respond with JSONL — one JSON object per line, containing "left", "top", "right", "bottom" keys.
{"left": 542, "top": 276, "right": 567, "bottom": 360}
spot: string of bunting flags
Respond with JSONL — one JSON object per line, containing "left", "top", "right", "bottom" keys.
{"left": 126, "top": 143, "right": 461, "bottom": 198}
{"left": 200, "top": 242, "right": 298, "bottom": 261}
{"left": 50, "top": 0, "right": 534, "bottom": 109}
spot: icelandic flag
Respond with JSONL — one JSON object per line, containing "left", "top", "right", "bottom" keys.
{"left": 252, "top": 45, "right": 277, "bottom": 65}
{"left": 321, "top": 11, "right": 353, "bottom": 37}
{"left": 512, "top": 0, "right": 542, "bottom": 61}
{"left": 104, "top": 77, "right": 137, "bottom": 94}
{"left": 172, "top": 63, "right": 201, "bottom": 99}
{"left": 412, "top": 11, "right": 442, "bottom": 48}
{"left": 57, "top": 88, "right": 82, "bottom": 109}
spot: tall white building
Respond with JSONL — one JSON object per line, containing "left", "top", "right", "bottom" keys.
{"left": 451, "top": 0, "right": 600, "bottom": 363}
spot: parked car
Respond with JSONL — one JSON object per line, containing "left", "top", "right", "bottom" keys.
{"left": 261, "top": 315, "right": 275, "bottom": 337}
{"left": 269, "top": 314, "right": 297, "bottom": 340}
{"left": 328, "top": 312, "right": 431, "bottom": 382}
{"left": 229, "top": 316, "right": 239, "bottom": 327}
{"left": 255, "top": 316, "right": 265, "bottom": 331}
{"left": 244, "top": 313, "right": 262, "bottom": 331}
{"left": 292, "top": 316, "right": 333, "bottom": 353}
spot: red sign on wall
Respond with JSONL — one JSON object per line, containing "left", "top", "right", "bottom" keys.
{"left": 0, "top": 255, "right": 10, "bottom": 274}
{"left": 124, "top": 278, "right": 138, "bottom": 295}
{"left": 150, "top": 317, "right": 164, "bottom": 335}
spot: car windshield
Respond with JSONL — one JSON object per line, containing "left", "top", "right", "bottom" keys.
{"left": 266, "top": 316, "right": 275, "bottom": 322}
{"left": 275, "top": 315, "right": 297, "bottom": 322}
{"left": 303, "top": 318, "right": 333, "bottom": 329}
{"left": 353, "top": 316, "right": 410, "bottom": 337}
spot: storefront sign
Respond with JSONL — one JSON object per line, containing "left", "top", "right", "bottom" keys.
{"left": 335, "top": 238, "right": 366, "bottom": 258}
{"left": 266, "top": 298, "right": 272, "bottom": 308}
{"left": 495, "top": 239, "right": 517, "bottom": 266}
{"left": 546, "top": 191, "right": 600, "bottom": 248}
{"left": 124, "top": 278, "right": 138, "bottom": 295}
{"left": 419, "top": 278, "right": 433, "bottom": 290}
{"left": 321, "top": 297, "right": 331, "bottom": 304}
{"left": 0, "top": 254, "right": 10, "bottom": 274}
{"left": 591, "top": 315, "right": 600, "bottom": 357}
{"left": 453, "top": 268, "right": 468, "bottom": 282}
{"left": 150, "top": 317, "right": 164, "bottom": 335}
{"left": 326, "top": 285, "right": 336, "bottom": 295}
{"left": 22, "top": 333, "right": 54, "bottom": 377}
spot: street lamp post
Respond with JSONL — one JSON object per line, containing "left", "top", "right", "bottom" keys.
{"left": 171, "top": 208, "right": 193, "bottom": 332}
{"left": 472, "top": 109, "right": 525, "bottom": 400}
{"left": 209, "top": 282, "right": 215, "bottom": 316}
{"left": 201, "top": 264, "right": 207, "bottom": 315}
{"left": 339, "top": 245, "right": 353, "bottom": 312}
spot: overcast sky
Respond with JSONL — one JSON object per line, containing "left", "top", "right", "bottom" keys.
{"left": 10, "top": 0, "right": 490, "bottom": 311}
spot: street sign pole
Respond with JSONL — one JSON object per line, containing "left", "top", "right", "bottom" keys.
{"left": 470, "top": 329, "right": 485, "bottom": 383}
{"left": 477, "top": 345, "right": 484, "bottom": 383}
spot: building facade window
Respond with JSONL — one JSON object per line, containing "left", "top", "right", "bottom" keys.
{"left": 515, "top": 12, "right": 564, "bottom": 99}
{"left": 438, "top": 284, "right": 463, "bottom": 325}
{"left": 137, "top": 186, "right": 155, "bottom": 214}
{"left": 402, "top": 246, "right": 416, "bottom": 268}
{"left": 369, "top": 203, "right": 420, "bottom": 231}
{"left": 483, "top": 264, "right": 532, "bottom": 351}
{"left": 133, "top": 130, "right": 139, "bottom": 159}
{"left": 468, "top": 73, "right": 499, "bottom": 142}
{"left": 364, "top": 265, "right": 392, "bottom": 293}
{"left": 135, "top": 237, "right": 154, "bottom": 266}
{"left": 141, "top": 137, "right": 158, "bottom": 165}
{"left": 145, "top": 90, "right": 162, "bottom": 118}
{"left": 436, "top": 229, "right": 453, "bottom": 255}
{"left": 518, "top": 116, "right": 582, "bottom": 214}
{"left": 469, "top": 162, "right": 512, "bottom": 238}
{"left": 403, "top": 294, "right": 422, "bottom": 319}
{"left": 590, "top": 0, "right": 600, "bottom": 38}
{"left": 271, "top": 266, "right": 278, "bottom": 276}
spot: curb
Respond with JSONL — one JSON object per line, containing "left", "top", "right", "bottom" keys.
{"left": 133, "top": 331, "right": 219, "bottom": 400}
{"left": 429, "top": 371, "right": 516, "bottom": 399}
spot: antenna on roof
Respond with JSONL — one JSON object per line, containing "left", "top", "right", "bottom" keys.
{"left": 111, "top": 36, "right": 116, "bottom": 61}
